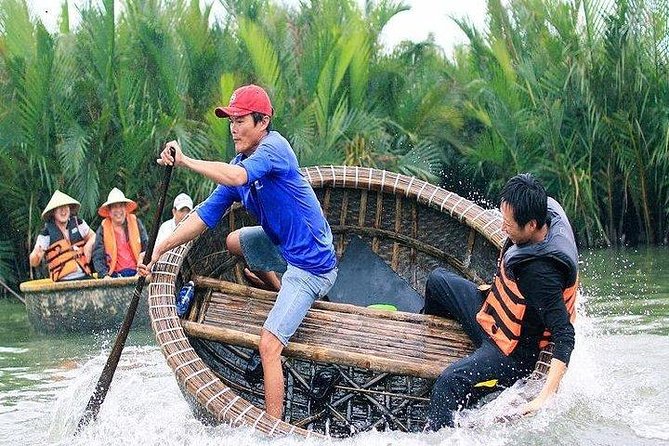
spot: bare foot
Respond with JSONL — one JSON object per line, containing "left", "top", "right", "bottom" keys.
{"left": 244, "top": 268, "right": 270, "bottom": 289}
{"left": 243, "top": 268, "right": 281, "bottom": 292}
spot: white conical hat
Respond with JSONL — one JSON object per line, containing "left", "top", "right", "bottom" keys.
{"left": 98, "top": 187, "right": 138, "bottom": 218}
{"left": 41, "top": 190, "right": 80, "bottom": 221}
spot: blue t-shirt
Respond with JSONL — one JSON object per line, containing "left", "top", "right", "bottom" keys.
{"left": 196, "top": 131, "right": 336, "bottom": 274}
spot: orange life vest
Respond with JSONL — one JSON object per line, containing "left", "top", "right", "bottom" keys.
{"left": 476, "top": 198, "right": 579, "bottom": 356}
{"left": 101, "top": 214, "right": 142, "bottom": 273}
{"left": 44, "top": 217, "right": 91, "bottom": 281}
{"left": 476, "top": 256, "right": 578, "bottom": 355}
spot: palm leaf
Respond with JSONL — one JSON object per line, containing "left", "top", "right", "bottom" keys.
{"left": 237, "top": 18, "right": 282, "bottom": 106}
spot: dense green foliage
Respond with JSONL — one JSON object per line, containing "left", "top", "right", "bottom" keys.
{"left": 1, "top": 0, "right": 668, "bottom": 287}
{"left": 454, "top": 0, "right": 669, "bottom": 247}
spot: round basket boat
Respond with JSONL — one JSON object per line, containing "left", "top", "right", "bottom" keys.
{"left": 20, "top": 276, "right": 149, "bottom": 333}
{"left": 148, "top": 166, "right": 543, "bottom": 438}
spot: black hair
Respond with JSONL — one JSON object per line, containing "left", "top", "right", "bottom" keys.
{"left": 499, "top": 173, "right": 547, "bottom": 228}
{"left": 251, "top": 112, "right": 272, "bottom": 131}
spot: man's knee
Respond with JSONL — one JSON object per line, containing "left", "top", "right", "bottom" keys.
{"left": 226, "top": 230, "right": 242, "bottom": 256}
{"left": 259, "top": 329, "right": 283, "bottom": 361}
{"left": 425, "top": 268, "right": 458, "bottom": 315}
{"left": 426, "top": 268, "right": 460, "bottom": 291}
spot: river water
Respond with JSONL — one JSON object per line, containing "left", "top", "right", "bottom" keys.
{"left": 1, "top": 248, "right": 668, "bottom": 445}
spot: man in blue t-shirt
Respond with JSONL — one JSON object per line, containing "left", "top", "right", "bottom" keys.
{"left": 139, "top": 84, "right": 337, "bottom": 420}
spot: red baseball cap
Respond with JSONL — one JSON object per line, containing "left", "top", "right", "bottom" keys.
{"left": 215, "top": 84, "right": 274, "bottom": 118}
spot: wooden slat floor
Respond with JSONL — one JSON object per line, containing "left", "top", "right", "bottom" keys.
{"left": 182, "top": 278, "right": 475, "bottom": 379}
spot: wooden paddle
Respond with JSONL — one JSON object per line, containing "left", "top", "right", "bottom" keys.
{"left": 76, "top": 148, "right": 175, "bottom": 432}
{"left": 0, "top": 276, "right": 25, "bottom": 305}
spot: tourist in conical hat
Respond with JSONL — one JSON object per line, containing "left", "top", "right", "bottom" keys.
{"left": 91, "top": 188, "right": 148, "bottom": 278}
{"left": 29, "top": 190, "right": 96, "bottom": 282}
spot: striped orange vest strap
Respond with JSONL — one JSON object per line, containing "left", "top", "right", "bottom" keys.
{"left": 475, "top": 261, "right": 525, "bottom": 355}
{"left": 101, "top": 214, "right": 142, "bottom": 273}
{"left": 44, "top": 218, "right": 91, "bottom": 281}
{"left": 476, "top": 261, "right": 578, "bottom": 356}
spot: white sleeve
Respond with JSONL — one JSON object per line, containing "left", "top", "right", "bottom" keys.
{"left": 78, "top": 220, "right": 91, "bottom": 237}
{"left": 155, "top": 221, "right": 170, "bottom": 247}
{"left": 35, "top": 234, "right": 50, "bottom": 250}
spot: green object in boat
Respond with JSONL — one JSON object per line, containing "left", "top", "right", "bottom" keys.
{"left": 367, "top": 303, "right": 397, "bottom": 311}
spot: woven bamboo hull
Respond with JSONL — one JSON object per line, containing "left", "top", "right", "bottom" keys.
{"left": 19, "top": 276, "right": 149, "bottom": 333}
{"left": 148, "top": 166, "right": 506, "bottom": 438}
{"left": 188, "top": 337, "right": 436, "bottom": 435}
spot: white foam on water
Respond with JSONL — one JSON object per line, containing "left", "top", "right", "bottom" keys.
{"left": 0, "top": 347, "right": 30, "bottom": 354}
{"left": 37, "top": 344, "right": 542, "bottom": 445}
{"left": 3, "top": 287, "right": 667, "bottom": 445}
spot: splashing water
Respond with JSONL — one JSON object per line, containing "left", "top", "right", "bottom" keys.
{"left": 1, "top": 249, "right": 668, "bottom": 445}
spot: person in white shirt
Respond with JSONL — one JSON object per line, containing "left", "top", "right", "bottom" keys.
{"left": 155, "top": 193, "right": 194, "bottom": 247}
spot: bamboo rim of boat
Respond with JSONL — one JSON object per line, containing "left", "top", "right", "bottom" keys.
{"left": 301, "top": 166, "right": 504, "bottom": 249}
{"left": 20, "top": 275, "right": 139, "bottom": 292}
{"left": 148, "top": 166, "right": 504, "bottom": 438}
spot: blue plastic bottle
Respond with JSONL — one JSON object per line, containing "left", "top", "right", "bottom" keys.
{"left": 176, "top": 281, "right": 195, "bottom": 317}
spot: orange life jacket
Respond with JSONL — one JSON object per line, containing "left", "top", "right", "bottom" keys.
{"left": 44, "top": 217, "right": 91, "bottom": 281}
{"left": 476, "top": 257, "right": 578, "bottom": 355}
{"left": 101, "top": 214, "right": 142, "bottom": 273}
{"left": 476, "top": 198, "right": 579, "bottom": 356}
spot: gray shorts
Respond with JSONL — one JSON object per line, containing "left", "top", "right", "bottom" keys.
{"left": 239, "top": 226, "right": 287, "bottom": 273}
{"left": 238, "top": 226, "right": 337, "bottom": 345}
{"left": 264, "top": 264, "right": 337, "bottom": 345}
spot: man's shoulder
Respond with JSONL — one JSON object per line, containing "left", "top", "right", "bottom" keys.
{"left": 260, "top": 131, "right": 291, "bottom": 151}
{"left": 515, "top": 256, "right": 570, "bottom": 287}
{"left": 517, "top": 256, "right": 563, "bottom": 272}
{"left": 70, "top": 215, "right": 84, "bottom": 225}
{"left": 160, "top": 218, "right": 177, "bottom": 231}
{"left": 158, "top": 219, "right": 173, "bottom": 229}
{"left": 126, "top": 214, "right": 145, "bottom": 227}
